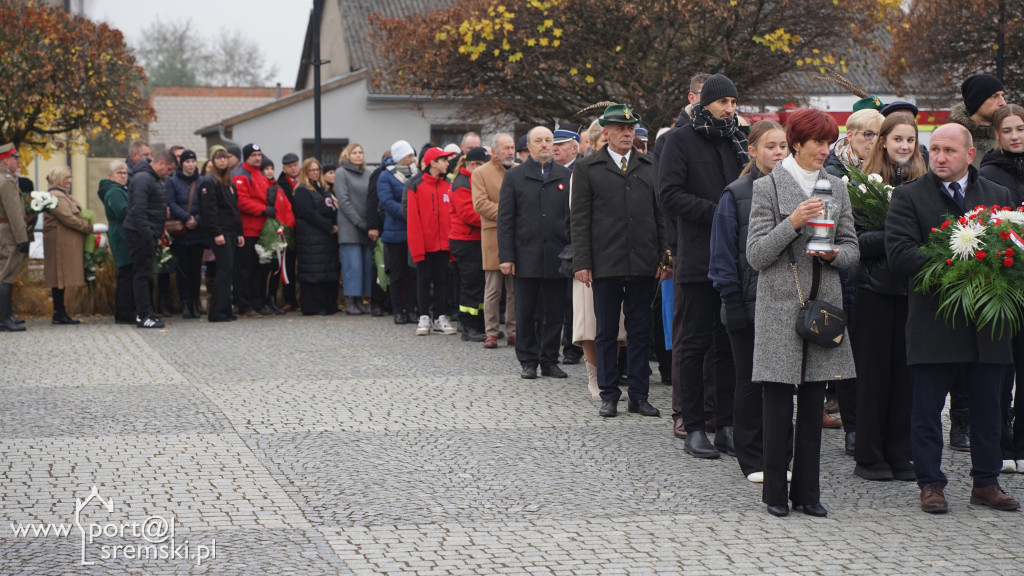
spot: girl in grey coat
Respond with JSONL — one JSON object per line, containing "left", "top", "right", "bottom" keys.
{"left": 336, "top": 144, "right": 373, "bottom": 314}
{"left": 746, "top": 108, "right": 859, "bottom": 518}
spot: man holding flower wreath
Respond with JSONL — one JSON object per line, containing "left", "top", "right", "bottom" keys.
{"left": 885, "top": 123, "right": 1019, "bottom": 514}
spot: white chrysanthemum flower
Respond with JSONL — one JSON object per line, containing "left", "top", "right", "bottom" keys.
{"left": 30, "top": 198, "right": 43, "bottom": 212}
{"left": 44, "top": 196, "right": 58, "bottom": 209}
{"left": 858, "top": 184, "right": 867, "bottom": 192}
{"left": 995, "top": 210, "right": 1024, "bottom": 225}
{"left": 868, "top": 173, "right": 883, "bottom": 183}
{"left": 841, "top": 175, "right": 849, "bottom": 182}
{"left": 255, "top": 244, "right": 273, "bottom": 264}
{"left": 949, "top": 220, "right": 986, "bottom": 260}
{"left": 30, "top": 190, "right": 43, "bottom": 199}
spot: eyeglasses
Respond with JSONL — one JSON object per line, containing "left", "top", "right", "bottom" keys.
{"left": 858, "top": 130, "right": 878, "bottom": 140}
{"left": 308, "top": 168, "right": 321, "bottom": 173}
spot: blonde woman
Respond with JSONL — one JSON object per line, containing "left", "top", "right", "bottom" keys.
{"left": 336, "top": 143, "right": 373, "bottom": 314}
{"left": 43, "top": 166, "right": 92, "bottom": 324}
{"left": 293, "top": 158, "right": 340, "bottom": 315}
{"left": 825, "top": 109, "right": 884, "bottom": 177}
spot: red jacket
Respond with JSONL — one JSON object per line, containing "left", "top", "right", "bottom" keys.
{"left": 449, "top": 167, "right": 481, "bottom": 241}
{"left": 234, "top": 162, "right": 294, "bottom": 236}
{"left": 406, "top": 171, "right": 451, "bottom": 262}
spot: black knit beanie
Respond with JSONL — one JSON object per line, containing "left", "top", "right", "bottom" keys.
{"left": 700, "top": 74, "right": 738, "bottom": 107}
{"left": 961, "top": 74, "right": 1004, "bottom": 115}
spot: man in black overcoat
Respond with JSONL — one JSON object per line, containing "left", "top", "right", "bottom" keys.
{"left": 886, "top": 123, "right": 1020, "bottom": 513}
{"left": 497, "top": 127, "right": 572, "bottom": 379}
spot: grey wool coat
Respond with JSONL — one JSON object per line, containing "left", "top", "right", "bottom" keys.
{"left": 335, "top": 162, "right": 371, "bottom": 245}
{"left": 746, "top": 163, "right": 859, "bottom": 385}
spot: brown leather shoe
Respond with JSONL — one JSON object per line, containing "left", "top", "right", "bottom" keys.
{"left": 920, "top": 484, "right": 948, "bottom": 514}
{"left": 673, "top": 418, "right": 688, "bottom": 439}
{"left": 970, "top": 484, "right": 1021, "bottom": 511}
{"left": 506, "top": 335, "right": 516, "bottom": 346}
{"left": 483, "top": 335, "right": 498, "bottom": 349}
{"left": 823, "top": 409, "right": 843, "bottom": 429}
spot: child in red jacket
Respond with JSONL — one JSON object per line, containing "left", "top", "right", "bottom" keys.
{"left": 406, "top": 147, "right": 457, "bottom": 335}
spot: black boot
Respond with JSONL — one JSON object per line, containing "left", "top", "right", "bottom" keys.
{"left": 461, "top": 313, "right": 486, "bottom": 342}
{"left": 345, "top": 296, "right": 364, "bottom": 315}
{"left": 0, "top": 283, "right": 26, "bottom": 332}
{"left": 181, "top": 300, "right": 196, "bottom": 319}
{"left": 51, "top": 288, "right": 80, "bottom": 325}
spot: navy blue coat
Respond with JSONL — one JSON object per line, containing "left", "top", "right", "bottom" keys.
{"left": 377, "top": 158, "right": 409, "bottom": 244}
{"left": 166, "top": 168, "right": 207, "bottom": 246}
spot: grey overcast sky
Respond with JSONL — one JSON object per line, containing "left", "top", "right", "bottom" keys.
{"left": 83, "top": 0, "right": 312, "bottom": 88}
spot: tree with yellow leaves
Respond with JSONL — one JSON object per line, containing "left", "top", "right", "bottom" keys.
{"left": 372, "top": 0, "right": 891, "bottom": 128}
{"left": 0, "top": 1, "right": 151, "bottom": 154}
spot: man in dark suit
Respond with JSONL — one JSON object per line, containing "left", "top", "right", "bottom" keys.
{"left": 886, "top": 123, "right": 1020, "bottom": 513}
{"left": 497, "top": 127, "right": 572, "bottom": 379}
{"left": 571, "top": 104, "right": 670, "bottom": 417}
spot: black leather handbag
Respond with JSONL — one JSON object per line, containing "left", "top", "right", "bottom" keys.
{"left": 789, "top": 250, "right": 847, "bottom": 348}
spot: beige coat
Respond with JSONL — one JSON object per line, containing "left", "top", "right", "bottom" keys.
{"left": 470, "top": 158, "right": 507, "bottom": 270}
{"left": 0, "top": 168, "right": 29, "bottom": 284}
{"left": 43, "top": 187, "right": 91, "bottom": 289}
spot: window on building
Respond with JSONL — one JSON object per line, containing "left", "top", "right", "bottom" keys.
{"left": 430, "top": 124, "right": 484, "bottom": 149}
{"left": 301, "top": 138, "right": 350, "bottom": 164}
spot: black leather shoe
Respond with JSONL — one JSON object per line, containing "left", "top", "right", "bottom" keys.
{"left": 684, "top": 430, "right": 721, "bottom": 459}
{"left": 766, "top": 504, "right": 789, "bottom": 517}
{"left": 371, "top": 305, "right": 383, "bottom": 317}
{"left": 562, "top": 352, "right": 582, "bottom": 365}
{"left": 394, "top": 313, "right": 407, "bottom": 325}
{"left": 627, "top": 398, "right": 660, "bottom": 417}
{"left": 889, "top": 460, "right": 917, "bottom": 481}
{"left": 12, "top": 315, "right": 25, "bottom": 324}
{"left": 714, "top": 425, "right": 736, "bottom": 456}
{"left": 406, "top": 311, "right": 419, "bottom": 324}
{"left": 950, "top": 423, "right": 971, "bottom": 452}
{"left": 845, "top": 431, "right": 856, "bottom": 456}
{"left": 52, "top": 312, "right": 80, "bottom": 325}
{"left": 854, "top": 462, "right": 894, "bottom": 481}
{"left": 599, "top": 400, "right": 618, "bottom": 417}
{"left": 521, "top": 365, "right": 538, "bottom": 379}
{"left": 540, "top": 365, "right": 568, "bottom": 378}
{"left": 793, "top": 502, "right": 828, "bottom": 517}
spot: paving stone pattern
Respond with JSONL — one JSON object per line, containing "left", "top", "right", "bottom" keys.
{"left": 1, "top": 315, "right": 1022, "bottom": 574}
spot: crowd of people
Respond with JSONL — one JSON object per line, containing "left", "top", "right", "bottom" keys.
{"left": 2, "top": 70, "right": 1024, "bottom": 519}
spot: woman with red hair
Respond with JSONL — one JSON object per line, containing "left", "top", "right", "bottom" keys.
{"left": 746, "top": 108, "right": 860, "bottom": 518}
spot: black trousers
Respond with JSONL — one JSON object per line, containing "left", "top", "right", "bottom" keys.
{"left": 385, "top": 242, "right": 416, "bottom": 313}
{"left": 851, "top": 289, "right": 912, "bottom": 465}
{"left": 763, "top": 380, "right": 826, "bottom": 507}
{"left": 208, "top": 241, "right": 235, "bottom": 321}
{"left": 912, "top": 363, "right": 1004, "bottom": 488}
{"left": 1002, "top": 335, "right": 1024, "bottom": 460}
{"left": 234, "top": 237, "right": 259, "bottom": 311}
{"left": 592, "top": 276, "right": 655, "bottom": 402}
{"left": 300, "top": 281, "right": 336, "bottom": 315}
{"left": 673, "top": 280, "right": 735, "bottom": 432}
{"left": 514, "top": 276, "right": 566, "bottom": 367}
{"left": 126, "top": 228, "right": 156, "bottom": 318}
{"left": 114, "top": 264, "right": 136, "bottom": 323}
{"left": 170, "top": 242, "right": 206, "bottom": 305}
{"left": 729, "top": 324, "right": 763, "bottom": 476}
{"left": 450, "top": 239, "right": 484, "bottom": 317}
{"left": 416, "top": 251, "right": 449, "bottom": 319}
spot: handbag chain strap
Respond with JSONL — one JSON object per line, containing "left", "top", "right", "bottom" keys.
{"left": 769, "top": 174, "right": 809, "bottom": 307}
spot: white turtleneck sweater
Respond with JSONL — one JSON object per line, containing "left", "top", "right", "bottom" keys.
{"left": 782, "top": 155, "right": 820, "bottom": 196}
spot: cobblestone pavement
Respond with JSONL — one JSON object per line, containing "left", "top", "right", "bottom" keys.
{"left": 2, "top": 314, "right": 1023, "bottom": 575}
